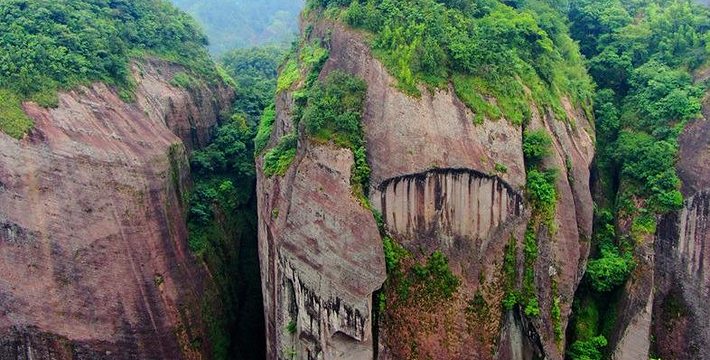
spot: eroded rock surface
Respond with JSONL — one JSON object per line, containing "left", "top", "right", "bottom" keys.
{"left": 0, "top": 58, "right": 233, "bottom": 359}
{"left": 258, "top": 16, "right": 595, "bottom": 360}
{"left": 648, "top": 99, "right": 710, "bottom": 359}
{"left": 257, "top": 141, "right": 386, "bottom": 360}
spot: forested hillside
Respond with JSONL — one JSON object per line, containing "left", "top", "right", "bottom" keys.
{"left": 0, "top": 0, "right": 221, "bottom": 138}
{"left": 567, "top": 1, "right": 710, "bottom": 359}
{"left": 169, "top": 0, "right": 303, "bottom": 55}
{"left": 2, "top": 0, "right": 710, "bottom": 359}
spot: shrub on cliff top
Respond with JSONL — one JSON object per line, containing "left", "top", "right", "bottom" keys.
{"left": 0, "top": 0, "right": 218, "bottom": 137}
{"left": 313, "top": 0, "right": 593, "bottom": 122}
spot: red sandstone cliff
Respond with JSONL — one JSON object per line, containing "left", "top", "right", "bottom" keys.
{"left": 257, "top": 17, "right": 595, "bottom": 360}
{"left": 0, "top": 57, "right": 233, "bottom": 359}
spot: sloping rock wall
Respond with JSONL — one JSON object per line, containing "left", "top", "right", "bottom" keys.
{"left": 0, "top": 58, "right": 233, "bottom": 359}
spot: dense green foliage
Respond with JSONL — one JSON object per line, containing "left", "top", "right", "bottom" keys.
{"left": 187, "top": 45, "right": 284, "bottom": 360}
{"left": 169, "top": 0, "right": 302, "bottom": 55}
{"left": 0, "top": 89, "right": 32, "bottom": 139}
{"left": 302, "top": 71, "right": 371, "bottom": 201}
{"left": 187, "top": 113, "right": 264, "bottom": 360}
{"left": 568, "top": 335, "right": 608, "bottom": 360}
{"left": 313, "top": 0, "right": 592, "bottom": 125}
{"left": 0, "top": 0, "right": 219, "bottom": 137}
{"left": 221, "top": 46, "right": 286, "bottom": 123}
{"left": 586, "top": 210, "right": 636, "bottom": 293}
{"left": 572, "top": 0, "right": 709, "bottom": 216}
{"left": 567, "top": 1, "right": 709, "bottom": 357}
{"left": 262, "top": 134, "right": 298, "bottom": 177}
{"left": 254, "top": 105, "right": 277, "bottom": 154}
{"left": 523, "top": 130, "right": 554, "bottom": 166}
{"left": 526, "top": 169, "right": 558, "bottom": 217}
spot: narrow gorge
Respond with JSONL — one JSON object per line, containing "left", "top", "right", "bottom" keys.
{"left": 2, "top": 0, "right": 710, "bottom": 360}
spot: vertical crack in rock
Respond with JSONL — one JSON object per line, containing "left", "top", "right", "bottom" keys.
{"left": 653, "top": 190, "right": 710, "bottom": 359}
{"left": 373, "top": 168, "right": 523, "bottom": 251}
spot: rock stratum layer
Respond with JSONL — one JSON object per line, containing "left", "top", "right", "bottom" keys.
{"left": 258, "top": 17, "right": 595, "bottom": 360}
{"left": 0, "top": 58, "right": 233, "bottom": 359}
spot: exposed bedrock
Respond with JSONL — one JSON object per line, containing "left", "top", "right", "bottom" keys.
{"left": 304, "top": 18, "right": 593, "bottom": 360}
{"left": 0, "top": 58, "right": 233, "bottom": 359}
{"left": 647, "top": 99, "right": 710, "bottom": 359}
{"left": 257, "top": 142, "right": 386, "bottom": 360}
{"left": 372, "top": 169, "right": 523, "bottom": 248}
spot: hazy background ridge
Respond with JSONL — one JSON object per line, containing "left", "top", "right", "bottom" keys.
{"left": 169, "top": 0, "right": 304, "bottom": 55}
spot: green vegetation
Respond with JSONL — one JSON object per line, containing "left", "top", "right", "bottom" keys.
{"left": 169, "top": 0, "right": 301, "bottom": 55}
{"left": 171, "top": 72, "right": 196, "bottom": 88}
{"left": 187, "top": 112, "right": 262, "bottom": 360}
{"left": 565, "top": 1, "right": 709, "bottom": 357}
{"left": 286, "top": 320, "right": 297, "bottom": 334}
{"left": 276, "top": 59, "right": 302, "bottom": 93}
{"left": 502, "top": 237, "right": 519, "bottom": 310}
{"left": 585, "top": 210, "right": 635, "bottom": 293}
{"left": 381, "top": 235, "right": 460, "bottom": 308}
{"left": 522, "top": 227, "right": 540, "bottom": 317}
{"left": 523, "top": 130, "right": 554, "bottom": 166}
{"left": 221, "top": 46, "right": 286, "bottom": 124}
{"left": 219, "top": 46, "right": 285, "bottom": 159}
{"left": 526, "top": 169, "right": 558, "bottom": 219}
{"left": 0, "top": 89, "right": 33, "bottom": 139}
{"left": 186, "top": 44, "right": 283, "bottom": 360}
{"left": 259, "top": 38, "right": 331, "bottom": 178}
{"left": 301, "top": 71, "right": 370, "bottom": 201}
{"left": 311, "top": 0, "right": 592, "bottom": 124}
{"left": 254, "top": 105, "right": 277, "bottom": 154}
{"left": 263, "top": 134, "right": 298, "bottom": 177}
{"left": 572, "top": 0, "right": 707, "bottom": 217}
{"left": 568, "top": 335, "right": 608, "bottom": 360}
{"left": 0, "top": 0, "right": 220, "bottom": 138}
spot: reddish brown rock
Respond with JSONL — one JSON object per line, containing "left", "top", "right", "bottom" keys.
{"left": 0, "top": 58, "right": 233, "bottom": 359}
{"left": 259, "top": 17, "right": 595, "bottom": 360}
{"left": 649, "top": 99, "right": 710, "bottom": 360}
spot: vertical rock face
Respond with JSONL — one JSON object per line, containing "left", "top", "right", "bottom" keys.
{"left": 258, "top": 17, "right": 595, "bottom": 360}
{"left": 649, "top": 100, "right": 710, "bottom": 359}
{"left": 372, "top": 169, "right": 523, "bottom": 245}
{"left": 257, "top": 143, "right": 386, "bottom": 360}
{"left": 0, "top": 58, "right": 233, "bottom": 359}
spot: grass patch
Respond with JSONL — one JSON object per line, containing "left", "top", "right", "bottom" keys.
{"left": 171, "top": 71, "right": 196, "bottom": 88}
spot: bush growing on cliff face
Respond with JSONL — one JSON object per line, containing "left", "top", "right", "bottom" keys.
{"left": 526, "top": 169, "right": 558, "bottom": 215}
{"left": 523, "top": 129, "right": 554, "bottom": 166}
{"left": 585, "top": 246, "right": 634, "bottom": 293}
{"left": 0, "top": 89, "right": 32, "bottom": 139}
{"left": 262, "top": 133, "right": 298, "bottom": 177}
{"left": 568, "top": 335, "right": 608, "bottom": 360}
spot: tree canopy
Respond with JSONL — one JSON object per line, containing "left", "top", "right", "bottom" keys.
{"left": 0, "top": 0, "right": 220, "bottom": 138}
